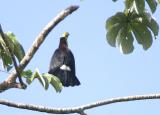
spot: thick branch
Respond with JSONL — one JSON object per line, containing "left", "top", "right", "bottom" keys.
{"left": 0, "top": 5, "right": 79, "bottom": 92}
{"left": 0, "top": 93, "right": 160, "bottom": 114}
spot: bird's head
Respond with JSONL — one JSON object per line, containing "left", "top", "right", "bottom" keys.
{"left": 61, "top": 32, "right": 70, "bottom": 40}
{"left": 59, "top": 32, "right": 69, "bottom": 49}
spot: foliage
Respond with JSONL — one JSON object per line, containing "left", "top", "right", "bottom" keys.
{"left": 22, "top": 69, "right": 63, "bottom": 93}
{"left": 107, "top": 0, "right": 159, "bottom": 54}
{"left": 0, "top": 32, "right": 25, "bottom": 70}
{"left": 0, "top": 31, "right": 63, "bottom": 92}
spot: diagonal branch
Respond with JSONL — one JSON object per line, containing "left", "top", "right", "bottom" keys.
{"left": 0, "top": 93, "right": 160, "bottom": 114}
{"left": 0, "top": 5, "right": 79, "bottom": 92}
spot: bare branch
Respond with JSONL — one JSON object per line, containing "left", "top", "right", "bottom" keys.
{"left": 0, "top": 81, "right": 25, "bottom": 92}
{"left": 0, "top": 93, "right": 160, "bottom": 114}
{"left": 0, "top": 5, "right": 79, "bottom": 92}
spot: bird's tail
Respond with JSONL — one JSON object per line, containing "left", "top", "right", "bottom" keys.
{"left": 64, "top": 74, "right": 80, "bottom": 87}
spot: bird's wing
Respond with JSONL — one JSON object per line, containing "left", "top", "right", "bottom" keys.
{"left": 67, "top": 49, "right": 76, "bottom": 75}
{"left": 48, "top": 49, "right": 64, "bottom": 73}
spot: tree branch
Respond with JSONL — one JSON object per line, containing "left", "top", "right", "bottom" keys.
{"left": 0, "top": 93, "right": 160, "bottom": 114}
{"left": 0, "top": 5, "right": 79, "bottom": 92}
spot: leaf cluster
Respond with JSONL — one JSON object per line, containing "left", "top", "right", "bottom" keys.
{"left": 107, "top": 0, "right": 159, "bottom": 54}
{"left": 22, "top": 69, "right": 63, "bottom": 92}
{"left": 0, "top": 32, "right": 25, "bottom": 70}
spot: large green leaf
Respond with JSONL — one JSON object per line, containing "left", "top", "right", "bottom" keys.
{"left": 106, "top": 12, "right": 126, "bottom": 29}
{"left": 116, "top": 24, "right": 134, "bottom": 54}
{"left": 129, "top": 11, "right": 159, "bottom": 39}
{"left": 0, "top": 32, "right": 25, "bottom": 70}
{"left": 125, "top": 0, "right": 157, "bottom": 14}
{"left": 148, "top": 18, "right": 159, "bottom": 38}
{"left": 125, "top": 0, "right": 134, "bottom": 10}
{"left": 21, "top": 70, "right": 33, "bottom": 78}
{"left": 141, "top": 12, "right": 159, "bottom": 38}
{"left": 43, "top": 73, "right": 63, "bottom": 93}
{"left": 146, "top": 0, "right": 157, "bottom": 13}
{"left": 34, "top": 69, "right": 47, "bottom": 89}
{"left": 120, "top": 32, "right": 134, "bottom": 54}
{"left": 50, "top": 75, "right": 63, "bottom": 93}
{"left": 106, "top": 23, "right": 123, "bottom": 47}
{"left": 131, "top": 22, "right": 153, "bottom": 50}
{"left": 6, "top": 32, "right": 25, "bottom": 62}
{"left": 106, "top": 12, "right": 127, "bottom": 47}
{"left": 0, "top": 35, "right": 13, "bottom": 69}
{"left": 26, "top": 70, "right": 36, "bottom": 84}
{"left": 116, "top": 25, "right": 128, "bottom": 46}
{"left": 0, "top": 50, "right": 12, "bottom": 69}
{"left": 43, "top": 75, "right": 50, "bottom": 90}
{"left": 134, "top": 0, "right": 145, "bottom": 14}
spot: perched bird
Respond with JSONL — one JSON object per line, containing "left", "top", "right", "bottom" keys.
{"left": 48, "top": 32, "right": 80, "bottom": 87}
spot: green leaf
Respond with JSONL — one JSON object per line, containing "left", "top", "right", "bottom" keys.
{"left": 142, "top": 13, "right": 159, "bottom": 38}
{"left": 116, "top": 24, "right": 134, "bottom": 54}
{"left": 134, "top": 0, "right": 145, "bottom": 14}
{"left": 34, "top": 69, "right": 46, "bottom": 89}
{"left": 0, "top": 35, "right": 13, "bottom": 69}
{"left": 106, "top": 12, "right": 126, "bottom": 29}
{"left": 42, "top": 74, "right": 50, "bottom": 90}
{"left": 6, "top": 32, "right": 25, "bottom": 62}
{"left": 146, "top": 0, "right": 157, "bottom": 13}
{"left": 43, "top": 73, "right": 52, "bottom": 82}
{"left": 21, "top": 70, "right": 33, "bottom": 78}
{"left": 4, "top": 34, "right": 15, "bottom": 50}
{"left": 26, "top": 71, "right": 36, "bottom": 84}
{"left": 43, "top": 73, "right": 63, "bottom": 93}
{"left": 106, "top": 23, "right": 123, "bottom": 47}
{"left": 131, "top": 22, "right": 153, "bottom": 50}
{"left": 125, "top": 0, "right": 134, "bottom": 9}
{"left": 0, "top": 50, "right": 12, "bottom": 69}
{"left": 120, "top": 32, "right": 134, "bottom": 54}
{"left": 50, "top": 75, "right": 63, "bottom": 93}
{"left": 106, "top": 12, "right": 127, "bottom": 47}
{"left": 116, "top": 25, "right": 128, "bottom": 46}
{"left": 130, "top": 11, "right": 159, "bottom": 39}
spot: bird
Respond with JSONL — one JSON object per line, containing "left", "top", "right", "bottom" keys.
{"left": 48, "top": 32, "right": 80, "bottom": 87}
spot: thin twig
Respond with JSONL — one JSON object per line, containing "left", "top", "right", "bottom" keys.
{"left": 79, "top": 111, "right": 87, "bottom": 115}
{"left": 0, "top": 5, "right": 79, "bottom": 92}
{"left": 0, "top": 93, "right": 160, "bottom": 114}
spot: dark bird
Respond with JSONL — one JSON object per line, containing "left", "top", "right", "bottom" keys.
{"left": 48, "top": 32, "right": 80, "bottom": 87}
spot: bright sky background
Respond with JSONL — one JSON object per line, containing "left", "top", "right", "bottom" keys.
{"left": 0, "top": 0, "right": 160, "bottom": 115}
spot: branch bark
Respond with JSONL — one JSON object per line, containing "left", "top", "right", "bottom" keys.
{"left": 0, "top": 5, "right": 79, "bottom": 92}
{"left": 0, "top": 93, "right": 160, "bottom": 114}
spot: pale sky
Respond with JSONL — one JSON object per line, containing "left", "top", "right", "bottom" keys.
{"left": 0, "top": 0, "right": 160, "bottom": 115}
